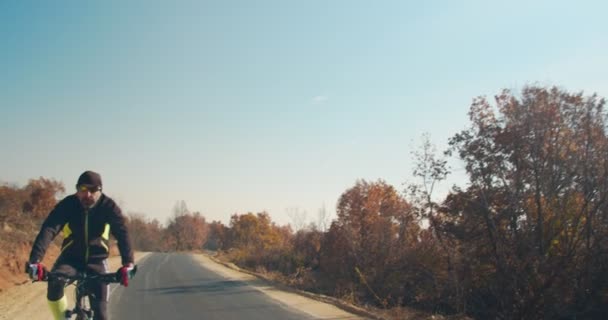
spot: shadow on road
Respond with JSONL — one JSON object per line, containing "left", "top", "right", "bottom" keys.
{"left": 140, "top": 279, "right": 263, "bottom": 295}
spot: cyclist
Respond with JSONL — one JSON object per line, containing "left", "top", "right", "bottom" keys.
{"left": 26, "top": 170, "right": 135, "bottom": 320}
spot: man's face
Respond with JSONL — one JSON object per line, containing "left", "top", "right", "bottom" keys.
{"left": 76, "top": 184, "right": 102, "bottom": 208}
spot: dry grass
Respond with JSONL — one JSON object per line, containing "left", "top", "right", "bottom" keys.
{"left": 212, "top": 251, "right": 471, "bottom": 320}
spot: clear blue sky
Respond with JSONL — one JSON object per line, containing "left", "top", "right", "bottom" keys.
{"left": 1, "top": 0, "right": 607, "bottom": 227}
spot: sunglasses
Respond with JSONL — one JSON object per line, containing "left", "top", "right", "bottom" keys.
{"left": 77, "top": 185, "right": 102, "bottom": 193}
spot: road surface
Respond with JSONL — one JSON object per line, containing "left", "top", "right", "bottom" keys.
{"left": 109, "top": 252, "right": 365, "bottom": 319}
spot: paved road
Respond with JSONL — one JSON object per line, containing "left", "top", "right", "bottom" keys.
{"left": 109, "top": 253, "right": 319, "bottom": 319}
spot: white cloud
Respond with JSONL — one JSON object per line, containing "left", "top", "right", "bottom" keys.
{"left": 312, "top": 95, "right": 328, "bottom": 104}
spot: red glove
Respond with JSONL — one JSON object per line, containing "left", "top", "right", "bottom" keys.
{"left": 26, "top": 262, "right": 45, "bottom": 281}
{"left": 119, "top": 263, "right": 135, "bottom": 286}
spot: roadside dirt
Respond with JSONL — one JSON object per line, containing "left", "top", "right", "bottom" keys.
{"left": 0, "top": 242, "right": 60, "bottom": 293}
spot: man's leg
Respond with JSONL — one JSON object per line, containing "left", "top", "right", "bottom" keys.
{"left": 88, "top": 259, "right": 110, "bottom": 320}
{"left": 47, "top": 263, "right": 77, "bottom": 320}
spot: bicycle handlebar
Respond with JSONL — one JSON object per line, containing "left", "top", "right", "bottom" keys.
{"left": 44, "top": 271, "right": 120, "bottom": 283}
{"left": 42, "top": 265, "right": 138, "bottom": 284}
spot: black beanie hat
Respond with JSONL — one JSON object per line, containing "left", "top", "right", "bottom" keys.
{"left": 77, "top": 170, "right": 103, "bottom": 187}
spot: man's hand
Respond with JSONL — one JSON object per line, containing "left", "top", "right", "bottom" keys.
{"left": 25, "top": 262, "right": 45, "bottom": 281}
{"left": 118, "top": 263, "right": 136, "bottom": 287}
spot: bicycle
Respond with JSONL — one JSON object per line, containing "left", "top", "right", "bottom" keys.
{"left": 40, "top": 266, "right": 138, "bottom": 320}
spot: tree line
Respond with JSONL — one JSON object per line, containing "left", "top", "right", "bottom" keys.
{"left": 2, "top": 86, "right": 606, "bottom": 319}
{"left": 126, "top": 86, "right": 608, "bottom": 319}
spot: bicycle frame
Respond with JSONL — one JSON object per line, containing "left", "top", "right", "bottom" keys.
{"left": 66, "top": 276, "right": 95, "bottom": 320}
{"left": 45, "top": 271, "right": 124, "bottom": 320}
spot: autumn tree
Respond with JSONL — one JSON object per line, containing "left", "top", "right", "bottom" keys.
{"left": 315, "top": 204, "right": 330, "bottom": 232}
{"left": 226, "top": 212, "right": 295, "bottom": 272}
{"left": 22, "top": 177, "right": 65, "bottom": 219}
{"left": 127, "top": 213, "right": 163, "bottom": 251}
{"left": 0, "top": 183, "right": 26, "bottom": 224}
{"left": 0, "top": 178, "right": 64, "bottom": 226}
{"left": 204, "top": 220, "right": 228, "bottom": 250}
{"left": 164, "top": 201, "right": 209, "bottom": 251}
{"left": 228, "top": 212, "right": 280, "bottom": 250}
{"left": 404, "top": 134, "right": 459, "bottom": 312}
{"left": 292, "top": 228, "right": 323, "bottom": 270}
{"left": 320, "top": 179, "right": 419, "bottom": 305}
{"left": 444, "top": 86, "right": 608, "bottom": 319}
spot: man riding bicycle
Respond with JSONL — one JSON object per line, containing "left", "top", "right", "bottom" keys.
{"left": 26, "top": 171, "right": 135, "bottom": 320}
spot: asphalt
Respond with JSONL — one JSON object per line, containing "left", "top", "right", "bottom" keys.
{"left": 108, "top": 252, "right": 318, "bottom": 319}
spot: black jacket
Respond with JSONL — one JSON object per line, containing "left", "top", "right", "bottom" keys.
{"left": 29, "top": 194, "right": 134, "bottom": 266}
